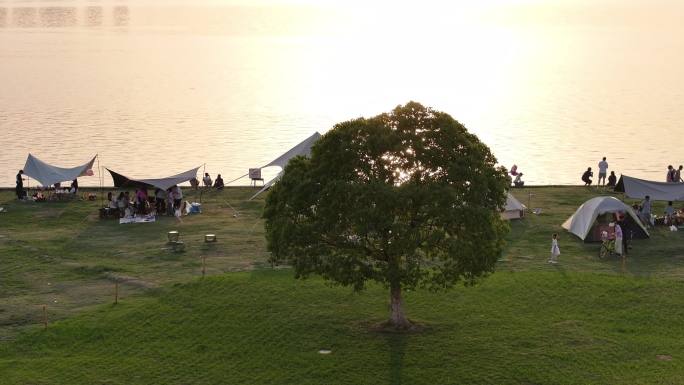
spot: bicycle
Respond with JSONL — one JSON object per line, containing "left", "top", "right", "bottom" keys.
{"left": 598, "top": 231, "right": 617, "bottom": 259}
{"left": 598, "top": 229, "right": 633, "bottom": 259}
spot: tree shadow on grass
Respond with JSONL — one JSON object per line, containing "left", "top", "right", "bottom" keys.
{"left": 386, "top": 333, "right": 408, "bottom": 385}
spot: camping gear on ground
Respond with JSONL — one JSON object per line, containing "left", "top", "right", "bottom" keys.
{"left": 205, "top": 234, "right": 217, "bottom": 242}
{"left": 166, "top": 231, "right": 184, "bottom": 252}
{"left": 249, "top": 168, "right": 264, "bottom": 186}
{"left": 614, "top": 175, "right": 684, "bottom": 201}
{"left": 119, "top": 214, "right": 156, "bottom": 224}
{"left": 562, "top": 196, "right": 649, "bottom": 242}
{"left": 22, "top": 154, "right": 96, "bottom": 187}
{"left": 185, "top": 202, "right": 201, "bottom": 215}
{"left": 501, "top": 193, "right": 526, "bottom": 220}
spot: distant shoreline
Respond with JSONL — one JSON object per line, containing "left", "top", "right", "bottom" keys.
{"left": 0, "top": 184, "right": 602, "bottom": 191}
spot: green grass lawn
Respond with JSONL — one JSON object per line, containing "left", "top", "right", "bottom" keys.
{"left": 1, "top": 186, "right": 684, "bottom": 384}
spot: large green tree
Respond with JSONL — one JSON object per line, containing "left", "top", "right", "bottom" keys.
{"left": 264, "top": 102, "right": 509, "bottom": 329}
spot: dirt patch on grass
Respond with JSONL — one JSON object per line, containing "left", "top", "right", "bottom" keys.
{"left": 104, "top": 273, "right": 158, "bottom": 289}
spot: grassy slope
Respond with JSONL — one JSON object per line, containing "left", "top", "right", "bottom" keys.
{"left": 2, "top": 271, "right": 684, "bottom": 385}
{"left": 0, "top": 188, "right": 269, "bottom": 338}
{"left": 1, "top": 186, "right": 684, "bottom": 384}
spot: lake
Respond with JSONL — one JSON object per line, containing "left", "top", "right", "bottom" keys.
{"left": 1, "top": 0, "right": 683, "bottom": 187}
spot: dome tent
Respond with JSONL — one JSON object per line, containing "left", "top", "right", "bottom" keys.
{"left": 562, "top": 196, "right": 649, "bottom": 242}
{"left": 501, "top": 193, "right": 526, "bottom": 220}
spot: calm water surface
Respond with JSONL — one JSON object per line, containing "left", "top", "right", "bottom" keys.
{"left": 1, "top": 0, "right": 683, "bottom": 186}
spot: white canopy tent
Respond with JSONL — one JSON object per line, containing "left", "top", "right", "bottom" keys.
{"left": 248, "top": 132, "right": 321, "bottom": 200}
{"left": 501, "top": 193, "right": 526, "bottom": 220}
{"left": 562, "top": 196, "right": 649, "bottom": 242}
{"left": 614, "top": 175, "right": 684, "bottom": 201}
{"left": 22, "top": 154, "right": 97, "bottom": 187}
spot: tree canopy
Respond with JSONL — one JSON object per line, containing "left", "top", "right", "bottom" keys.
{"left": 263, "top": 102, "right": 510, "bottom": 329}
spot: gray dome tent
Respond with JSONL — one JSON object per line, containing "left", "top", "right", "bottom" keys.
{"left": 562, "top": 196, "right": 649, "bottom": 242}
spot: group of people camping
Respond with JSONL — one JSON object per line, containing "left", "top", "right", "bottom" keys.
{"left": 101, "top": 173, "right": 227, "bottom": 218}
{"left": 105, "top": 185, "right": 184, "bottom": 218}
{"left": 15, "top": 169, "right": 80, "bottom": 201}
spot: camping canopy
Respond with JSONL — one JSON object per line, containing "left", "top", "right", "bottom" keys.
{"left": 615, "top": 175, "right": 684, "bottom": 201}
{"left": 23, "top": 154, "right": 96, "bottom": 187}
{"left": 502, "top": 193, "right": 526, "bottom": 220}
{"left": 562, "top": 196, "right": 649, "bottom": 242}
{"left": 249, "top": 132, "right": 321, "bottom": 200}
{"left": 107, "top": 167, "right": 200, "bottom": 190}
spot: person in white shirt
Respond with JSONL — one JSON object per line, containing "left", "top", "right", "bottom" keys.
{"left": 173, "top": 185, "right": 183, "bottom": 210}
{"left": 202, "top": 173, "right": 212, "bottom": 188}
{"left": 549, "top": 233, "right": 560, "bottom": 264}
{"left": 665, "top": 201, "right": 676, "bottom": 224}
{"left": 597, "top": 157, "right": 608, "bottom": 186}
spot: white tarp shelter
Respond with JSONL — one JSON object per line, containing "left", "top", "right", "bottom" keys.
{"left": 23, "top": 154, "right": 96, "bottom": 187}
{"left": 615, "top": 175, "right": 684, "bottom": 201}
{"left": 107, "top": 167, "right": 200, "bottom": 190}
{"left": 249, "top": 132, "right": 321, "bottom": 200}
{"left": 562, "top": 196, "right": 649, "bottom": 242}
{"left": 502, "top": 193, "right": 526, "bottom": 220}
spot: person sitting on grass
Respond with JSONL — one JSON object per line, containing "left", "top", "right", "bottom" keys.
{"left": 581, "top": 167, "right": 593, "bottom": 186}
{"left": 203, "top": 173, "right": 212, "bottom": 188}
{"left": 607, "top": 171, "right": 617, "bottom": 187}
{"left": 513, "top": 173, "right": 524, "bottom": 187}
{"left": 665, "top": 201, "right": 676, "bottom": 224}
{"left": 214, "top": 174, "right": 225, "bottom": 190}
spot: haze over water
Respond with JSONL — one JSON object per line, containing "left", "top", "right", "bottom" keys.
{"left": 1, "top": 0, "right": 683, "bottom": 186}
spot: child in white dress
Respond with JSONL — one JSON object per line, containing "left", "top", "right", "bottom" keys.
{"left": 549, "top": 233, "right": 560, "bottom": 263}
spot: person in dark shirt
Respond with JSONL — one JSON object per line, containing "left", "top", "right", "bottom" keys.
{"left": 581, "top": 167, "right": 593, "bottom": 186}
{"left": 70, "top": 179, "right": 78, "bottom": 194}
{"left": 607, "top": 171, "right": 617, "bottom": 187}
{"left": 15, "top": 170, "right": 25, "bottom": 199}
{"left": 213, "top": 174, "right": 225, "bottom": 190}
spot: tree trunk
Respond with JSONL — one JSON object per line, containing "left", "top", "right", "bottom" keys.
{"left": 389, "top": 284, "right": 412, "bottom": 329}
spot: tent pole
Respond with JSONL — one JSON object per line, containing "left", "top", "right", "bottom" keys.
{"left": 200, "top": 163, "right": 206, "bottom": 204}
{"left": 97, "top": 156, "right": 104, "bottom": 208}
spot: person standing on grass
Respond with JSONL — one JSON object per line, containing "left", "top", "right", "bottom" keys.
{"left": 617, "top": 216, "right": 629, "bottom": 256}
{"left": 640, "top": 195, "right": 652, "bottom": 227}
{"left": 598, "top": 157, "right": 608, "bottom": 186}
{"left": 614, "top": 222, "right": 623, "bottom": 256}
{"left": 15, "top": 169, "right": 25, "bottom": 199}
{"left": 549, "top": 233, "right": 560, "bottom": 264}
{"left": 607, "top": 171, "right": 617, "bottom": 187}
{"left": 173, "top": 185, "right": 183, "bottom": 210}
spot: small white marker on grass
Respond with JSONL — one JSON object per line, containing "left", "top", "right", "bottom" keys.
{"left": 318, "top": 349, "right": 332, "bottom": 355}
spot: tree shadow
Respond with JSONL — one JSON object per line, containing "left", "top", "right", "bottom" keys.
{"left": 386, "top": 333, "right": 408, "bottom": 385}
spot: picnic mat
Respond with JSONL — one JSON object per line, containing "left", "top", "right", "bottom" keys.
{"left": 119, "top": 215, "right": 156, "bottom": 224}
